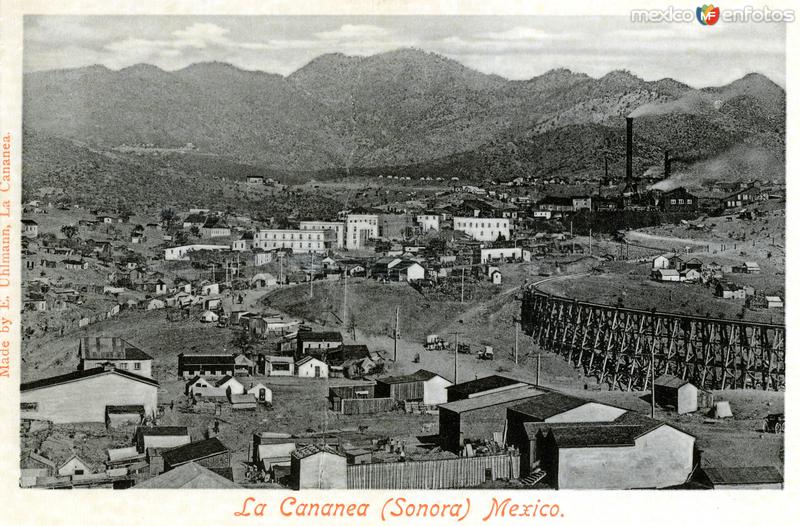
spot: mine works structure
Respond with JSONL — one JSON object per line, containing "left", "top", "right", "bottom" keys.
{"left": 521, "top": 290, "right": 785, "bottom": 391}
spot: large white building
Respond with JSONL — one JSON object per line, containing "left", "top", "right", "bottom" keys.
{"left": 453, "top": 217, "right": 510, "bottom": 242}
{"left": 253, "top": 229, "right": 327, "bottom": 253}
{"left": 345, "top": 214, "right": 379, "bottom": 249}
{"left": 416, "top": 214, "right": 440, "bottom": 231}
{"left": 299, "top": 221, "right": 345, "bottom": 249}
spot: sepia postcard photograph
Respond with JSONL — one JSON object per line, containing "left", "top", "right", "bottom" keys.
{"left": 1, "top": 1, "right": 797, "bottom": 524}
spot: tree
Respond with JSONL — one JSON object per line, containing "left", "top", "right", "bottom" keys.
{"left": 60, "top": 225, "right": 78, "bottom": 239}
{"left": 160, "top": 208, "right": 176, "bottom": 228}
{"left": 190, "top": 225, "right": 201, "bottom": 238}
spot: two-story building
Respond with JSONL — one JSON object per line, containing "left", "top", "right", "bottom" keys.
{"left": 79, "top": 337, "right": 154, "bottom": 378}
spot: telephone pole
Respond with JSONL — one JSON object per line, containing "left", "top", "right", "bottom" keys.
{"left": 460, "top": 268, "right": 465, "bottom": 304}
{"left": 342, "top": 266, "right": 348, "bottom": 333}
{"left": 453, "top": 331, "right": 459, "bottom": 384}
{"left": 514, "top": 320, "right": 519, "bottom": 365}
{"left": 589, "top": 229, "right": 593, "bottom": 256}
{"left": 310, "top": 252, "right": 314, "bottom": 298}
{"left": 393, "top": 306, "right": 399, "bottom": 361}
{"left": 536, "top": 354, "right": 542, "bottom": 387}
{"left": 651, "top": 345, "right": 656, "bottom": 418}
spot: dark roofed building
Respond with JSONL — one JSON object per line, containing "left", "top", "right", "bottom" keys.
{"left": 506, "top": 392, "right": 591, "bottom": 421}
{"left": 177, "top": 353, "right": 235, "bottom": 378}
{"left": 438, "top": 385, "right": 545, "bottom": 453}
{"left": 161, "top": 437, "right": 232, "bottom": 480}
{"left": 513, "top": 409, "right": 695, "bottom": 488}
{"left": 375, "top": 369, "right": 452, "bottom": 405}
{"left": 699, "top": 466, "right": 783, "bottom": 489}
{"left": 446, "top": 375, "right": 530, "bottom": 402}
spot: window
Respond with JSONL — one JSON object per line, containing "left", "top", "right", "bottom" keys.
{"left": 134, "top": 362, "right": 141, "bottom": 370}
{"left": 678, "top": 199, "right": 684, "bottom": 205}
{"left": 670, "top": 199, "right": 677, "bottom": 204}
{"left": 687, "top": 199, "right": 693, "bottom": 204}
{"left": 21, "top": 402, "right": 38, "bottom": 411}
{"left": 74, "top": 469, "right": 84, "bottom": 475}
{"left": 118, "top": 362, "right": 127, "bottom": 369}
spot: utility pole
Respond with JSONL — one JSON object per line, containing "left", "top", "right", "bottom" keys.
{"left": 310, "top": 252, "right": 314, "bottom": 298}
{"left": 393, "top": 306, "right": 399, "bottom": 361}
{"left": 460, "top": 268, "right": 465, "bottom": 304}
{"left": 536, "top": 354, "right": 542, "bottom": 387}
{"left": 453, "top": 332, "right": 459, "bottom": 384}
{"left": 589, "top": 228, "right": 593, "bottom": 256}
{"left": 514, "top": 319, "right": 519, "bottom": 365}
{"left": 279, "top": 254, "right": 283, "bottom": 284}
{"left": 651, "top": 345, "right": 656, "bottom": 418}
{"left": 570, "top": 221, "right": 574, "bottom": 254}
{"left": 342, "top": 266, "right": 348, "bottom": 333}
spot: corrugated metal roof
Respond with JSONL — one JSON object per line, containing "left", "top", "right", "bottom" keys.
{"left": 291, "top": 444, "right": 344, "bottom": 460}
{"left": 446, "top": 375, "right": 525, "bottom": 396}
{"left": 509, "top": 392, "right": 588, "bottom": 420}
{"left": 439, "top": 386, "right": 545, "bottom": 414}
{"left": 21, "top": 367, "right": 158, "bottom": 392}
{"left": 377, "top": 369, "right": 442, "bottom": 385}
{"left": 134, "top": 462, "right": 240, "bottom": 489}
{"left": 655, "top": 374, "right": 691, "bottom": 389}
{"left": 162, "top": 438, "right": 229, "bottom": 467}
{"left": 704, "top": 466, "right": 783, "bottom": 485}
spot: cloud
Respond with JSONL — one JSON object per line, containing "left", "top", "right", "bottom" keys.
{"left": 481, "top": 26, "right": 581, "bottom": 41}
{"left": 314, "top": 24, "right": 392, "bottom": 40}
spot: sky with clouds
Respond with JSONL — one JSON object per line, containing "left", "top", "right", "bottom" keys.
{"left": 23, "top": 16, "right": 785, "bottom": 87}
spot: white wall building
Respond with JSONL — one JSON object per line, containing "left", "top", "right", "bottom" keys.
{"left": 253, "top": 230, "right": 327, "bottom": 253}
{"left": 345, "top": 214, "right": 379, "bottom": 249}
{"left": 453, "top": 217, "right": 510, "bottom": 242}
{"left": 480, "top": 247, "right": 522, "bottom": 264}
{"left": 416, "top": 214, "right": 440, "bottom": 232}
{"left": 164, "top": 245, "right": 229, "bottom": 261}
{"left": 299, "top": 221, "right": 345, "bottom": 249}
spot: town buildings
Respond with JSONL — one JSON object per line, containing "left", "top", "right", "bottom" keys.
{"left": 253, "top": 229, "right": 327, "bottom": 253}
{"left": 453, "top": 216, "right": 510, "bottom": 242}
{"left": 78, "top": 337, "right": 154, "bottom": 378}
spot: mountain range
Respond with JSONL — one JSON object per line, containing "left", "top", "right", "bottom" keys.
{"left": 23, "top": 48, "right": 785, "bottom": 185}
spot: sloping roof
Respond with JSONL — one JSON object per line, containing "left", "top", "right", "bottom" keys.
{"left": 509, "top": 391, "right": 588, "bottom": 420}
{"left": 655, "top": 374, "right": 691, "bottom": 389}
{"left": 21, "top": 367, "right": 158, "bottom": 392}
{"left": 447, "top": 375, "right": 525, "bottom": 396}
{"left": 657, "top": 269, "right": 680, "bottom": 276}
{"left": 135, "top": 462, "right": 240, "bottom": 489}
{"left": 291, "top": 444, "right": 344, "bottom": 460}
{"left": 546, "top": 425, "right": 650, "bottom": 447}
{"left": 296, "top": 356, "right": 325, "bottom": 367}
{"left": 106, "top": 405, "right": 145, "bottom": 415}
{"left": 136, "top": 426, "right": 189, "bottom": 438}
{"left": 440, "top": 386, "right": 545, "bottom": 414}
{"left": 297, "top": 331, "right": 343, "bottom": 343}
{"left": 230, "top": 394, "right": 256, "bottom": 404}
{"left": 377, "top": 369, "right": 441, "bottom": 385}
{"left": 178, "top": 354, "right": 235, "bottom": 366}
{"left": 162, "top": 438, "right": 229, "bottom": 467}
{"left": 23, "top": 451, "right": 56, "bottom": 469}
{"left": 214, "top": 375, "right": 238, "bottom": 387}
{"left": 80, "top": 337, "right": 152, "bottom": 361}
{"left": 703, "top": 466, "right": 783, "bottom": 485}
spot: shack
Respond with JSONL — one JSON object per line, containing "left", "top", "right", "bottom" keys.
{"left": 375, "top": 369, "right": 452, "bottom": 405}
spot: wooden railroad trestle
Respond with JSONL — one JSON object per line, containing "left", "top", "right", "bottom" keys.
{"left": 520, "top": 291, "right": 785, "bottom": 391}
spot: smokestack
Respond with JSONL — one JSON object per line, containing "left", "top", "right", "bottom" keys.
{"left": 604, "top": 157, "right": 608, "bottom": 180}
{"left": 625, "top": 117, "right": 633, "bottom": 183}
{"left": 664, "top": 150, "right": 671, "bottom": 180}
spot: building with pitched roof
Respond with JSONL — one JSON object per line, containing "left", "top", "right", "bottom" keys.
{"left": 698, "top": 466, "right": 783, "bottom": 489}
{"left": 290, "top": 445, "right": 347, "bottom": 489}
{"left": 438, "top": 385, "right": 545, "bottom": 452}
{"left": 161, "top": 437, "right": 232, "bottom": 480}
{"left": 79, "top": 337, "right": 154, "bottom": 378}
{"left": 446, "top": 375, "right": 530, "bottom": 402}
{"left": 21, "top": 365, "right": 158, "bottom": 424}
{"left": 135, "top": 462, "right": 240, "bottom": 489}
{"left": 376, "top": 369, "right": 452, "bottom": 405}
{"left": 178, "top": 353, "right": 236, "bottom": 378}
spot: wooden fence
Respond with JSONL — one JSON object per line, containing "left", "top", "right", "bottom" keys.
{"left": 347, "top": 452, "right": 519, "bottom": 489}
{"left": 341, "top": 397, "right": 397, "bottom": 415}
